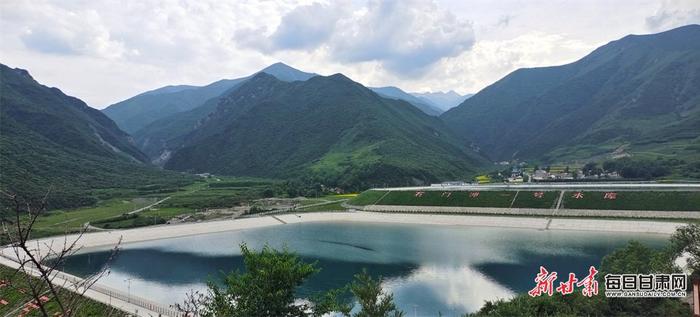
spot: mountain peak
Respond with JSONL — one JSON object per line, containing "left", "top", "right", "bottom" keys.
{"left": 260, "top": 62, "right": 295, "bottom": 72}
{"left": 259, "top": 62, "right": 317, "bottom": 82}
{"left": 1, "top": 64, "right": 36, "bottom": 83}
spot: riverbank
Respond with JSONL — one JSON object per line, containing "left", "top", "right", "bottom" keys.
{"left": 1, "top": 211, "right": 685, "bottom": 258}
{"left": 0, "top": 211, "right": 689, "bottom": 317}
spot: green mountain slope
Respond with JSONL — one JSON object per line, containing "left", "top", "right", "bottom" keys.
{"left": 102, "top": 78, "right": 242, "bottom": 134}
{"left": 103, "top": 62, "right": 316, "bottom": 134}
{"left": 165, "top": 73, "right": 486, "bottom": 188}
{"left": 132, "top": 63, "right": 318, "bottom": 161}
{"left": 441, "top": 24, "right": 700, "bottom": 164}
{"left": 370, "top": 86, "right": 443, "bottom": 116}
{"left": 0, "top": 64, "right": 190, "bottom": 208}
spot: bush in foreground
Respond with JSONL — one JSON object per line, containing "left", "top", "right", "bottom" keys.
{"left": 175, "top": 244, "right": 404, "bottom": 317}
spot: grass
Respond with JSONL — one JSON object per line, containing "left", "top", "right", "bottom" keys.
{"left": 0, "top": 265, "right": 125, "bottom": 316}
{"left": 91, "top": 213, "right": 166, "bottom": 229}
{"left": 160, "top": 177, "right": 277, "bottom": 210}
{"left": 348, "top": 190, "right": 388, "bottom": 205}
{"left": 22, "top": 177, "right": 282, "bottom": 236}
{"left": 27, "top": 181, "right": 205, "bottom": 237}
{"left": 374, "top": 190, "right": 516, "bottom": 208}
{"left": 140, "top": 207, "right": 194, "bottom": 219}
{"left": 351, "top": 189, "right": 700, "bottom": 212}
{"left": 511, "top": 191, "right": 559, "bottom": 209}
{"left": 31, "top": 197, "right": 160, "bottom": 237}
{"left": 561, "top": 191, "right": 700, "bottom": 211}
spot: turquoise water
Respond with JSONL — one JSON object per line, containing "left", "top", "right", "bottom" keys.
{"left": 60, "top": 221, "right": 667, "bottom": 315}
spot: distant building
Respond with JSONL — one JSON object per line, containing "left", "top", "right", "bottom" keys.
{"left": 555, "top": 173, "right": 574, "bottom": 180}
{"left": 532, "top": 170, "right": 549, "bottom": 181}
{"left": 507, "top": 176, "right": 524, "bottom": 183}
{"left": 511, "top": 167, "right": 522, "bottom": 178}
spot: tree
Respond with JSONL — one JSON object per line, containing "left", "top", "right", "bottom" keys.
{"left": 350, "top": 271, "right": 404, "bottom": 317}
{"left": 176, "top": 243, "right": 351, "bottom": 317}
{"left": 468, "top": 234, "right": 692, "bottom": 317}
{"left": 600, "top": 241, "right": 675, "bottom": 276}
{"left": 1, "top": 190, "right": 120, "bottom": 317}
{"left": 582, "top": 162, "right": 597, "bottom": 175}
{"left": 669, "top": 223, "right": 700, "bottom": 278}
{"left": 176, "top": 245, "right": 408, "bottom": 317}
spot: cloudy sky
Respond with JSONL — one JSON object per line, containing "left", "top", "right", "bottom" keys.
{"left": 1, "top": 0, "right": 699, "bottom": 108}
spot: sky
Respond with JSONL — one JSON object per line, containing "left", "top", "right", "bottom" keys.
{"left": 1, "top": 0, "right": 699, "bottom": 109}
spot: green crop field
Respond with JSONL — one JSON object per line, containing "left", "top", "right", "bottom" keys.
{"left": 91, "top": 213, "right": 166, "bottom": 229}
{"left": 12, "top": 177, "right": 285, "bottom": 239}
{"left": 511, "top": 191, "right": 559, "bottom": 209}
{"left": 351, "top": 189, "right": 700, "bottom": 212}
{"left": 561, "top": 191, "right": 700, "bottom": 211}
{"left": 30, "top": 197, "right": 161, "bottom": 237}
{"left": 370, "top": 190, "right": 516, "bottom": 208}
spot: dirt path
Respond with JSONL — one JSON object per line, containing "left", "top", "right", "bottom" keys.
{"left": 127, "top": 196, "right": 171, "bottom": 215}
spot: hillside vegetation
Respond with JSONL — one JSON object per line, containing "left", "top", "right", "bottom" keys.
{"left": 164, "top": 73, "right": 487, "bottom": 190}
{"left": 442, "top": 25, "right": 700, "bottom": 170}
{"left": 0, "top": 64, "right": 192, "bottom": 209}
{"left": 127, "top": 63, "right": 318, "bottom": 161}
{"left": 104, "top": 62, "right": 317, "bottom": 136}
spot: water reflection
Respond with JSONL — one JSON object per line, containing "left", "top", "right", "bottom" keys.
{"left": 60, "top": 222, "right": 667, "bottom": 315}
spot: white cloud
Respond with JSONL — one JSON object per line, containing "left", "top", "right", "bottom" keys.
{"left": 237, "top": 0, "right": 475, "bottom": 76}
{"left": 1, "top": 0, "right": 697, "bottom": 108}
{"left": 411, "top": 32, "right": 598, "bottom": 94}
{"left": 646, "top": 0, "right": 700, "bottom": 31}
{"left": 330, "top": 0, "right": 474, "bottom": 76}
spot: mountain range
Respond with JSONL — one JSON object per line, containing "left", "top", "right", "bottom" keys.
{"left": 102, "top": 63, "right": 317, "bottom": 134}
{"left": 0, "top": 64, "right": 188, "bottom": 208}
{"left": 2, "top": 24, "right": 699, "bottom": 204}
{"left": 162, "top": 72, "right": 486, "bottom": 188}
{"left": 442, "top": 24, "right": 700, "bottom": 165}
{"left": 369, "top": 86, "right": 443, "bottom": 115}
{"left": 120, "top": 63, "right": 473, "bottom": 164}
{"left": 412, "top": 91, "right": 473, "bottom": 112}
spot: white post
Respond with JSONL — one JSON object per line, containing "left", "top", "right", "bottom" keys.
{"left": 124, "top": 278, "right": 133, "bottom": 303}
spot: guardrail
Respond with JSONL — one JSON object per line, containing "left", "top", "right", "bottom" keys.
{"left": 0, "top": 252, "right": 183, "bottom": 317}
{"left": 53, "top": 271, "right": 184, "bottom": 317}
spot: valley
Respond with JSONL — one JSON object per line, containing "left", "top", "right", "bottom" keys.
{"left": 1, "top": 17, "right": 699, "bottom": 317}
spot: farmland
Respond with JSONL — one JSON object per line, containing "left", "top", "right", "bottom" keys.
{"left": 350, "top": 189, "right": 700, "bottom": 212}
{"left": 360, "top": 190, "right": 517, "bottom": 208}
{"left": 561, "top": 191, "right": 700, "bottom": 211}
{"left": 21, "top": 177, "right": 283, "bottom": 238}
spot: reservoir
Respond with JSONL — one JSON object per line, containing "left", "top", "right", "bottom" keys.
{"left": 60, "top": 221, "right": 667, "bottom": 315}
